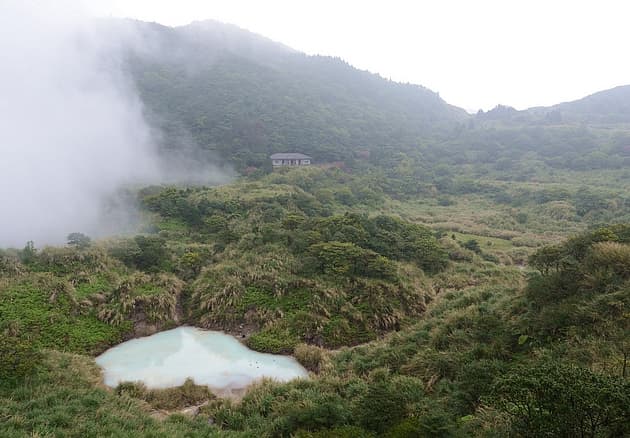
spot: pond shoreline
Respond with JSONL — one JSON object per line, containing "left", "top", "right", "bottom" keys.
{"left": 95, "top": 326, "right": 309, "bottom": 395}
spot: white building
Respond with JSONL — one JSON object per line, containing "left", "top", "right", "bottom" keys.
{"left": 270, "top": 153, "right": 312, "bottom": 168}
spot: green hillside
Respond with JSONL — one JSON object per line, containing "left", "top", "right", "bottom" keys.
{"left": 3, "top": 166, "right": 630, "bottom": 436}
{"left": 550, "top": 85, "right": 630, "bottom": 124}
{"left": 123, "top": 20, "right": 466, "bottom": 169}
{"left": 124, "top": 19, "right": 630, "bottom": 184}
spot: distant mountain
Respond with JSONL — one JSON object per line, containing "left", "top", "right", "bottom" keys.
{"left": 116, "top": 19, "right": 468, "bottom": 169}
{"left": 469, "top": 86, "right": 630, "bottom": 126}
{"left": 487, "top": 85, "right": 630, "bottom": 125}
{"left": 444, "top": 85, "right": 630, "bottom": 175}
{"left": 124, "top": 19, "right": 296, "bottom": 66}
{"left": 108, "top": 19, "right": 630, "bottom": 173}
{"left": 549, "top": 85, "right": 630, "bottom": 124}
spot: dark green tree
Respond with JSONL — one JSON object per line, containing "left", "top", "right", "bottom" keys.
{"left": 490, "top": 362, "right": 630, "bottom": 437}
{"left": 67, "top": 232, "right": 91, "bottom": 249}
{"left": 20, "top": 240, "right": 37, "bottom": 264}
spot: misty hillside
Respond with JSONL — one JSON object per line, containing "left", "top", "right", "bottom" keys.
{"left": 119, "top": 19, "right": 630, "bottom": 175}
{"left": 454, "top": 86, "right": 630, "bottom": 173}
{"left": 550, "top": 85, "right": 630, "bottom": 123}
{"left": 480, "top": 86, "right": 630, "bottom": 125}
{"left": 121, "top": 20, "right": 467, "bottom": 169}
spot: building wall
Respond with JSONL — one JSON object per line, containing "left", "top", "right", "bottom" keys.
{"left": 272, "top": 159, "right": 311, "bottom": 167}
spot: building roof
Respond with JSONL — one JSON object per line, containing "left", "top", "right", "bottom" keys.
{"left": 270, "top": 153, "right": 312, "bottom": 160}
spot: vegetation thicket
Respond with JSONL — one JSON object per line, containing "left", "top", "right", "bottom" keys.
{"left": 2, "top": 167, "right": 628, "bottom": 436}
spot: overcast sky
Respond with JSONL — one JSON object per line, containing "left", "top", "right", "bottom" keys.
{"left": 100, "top": 0, "right": 630, "bottom": 111}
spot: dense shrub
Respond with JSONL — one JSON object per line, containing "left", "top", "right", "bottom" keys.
{"left": 293, "top": 343, "right": 327, "bottom": 373}
{"left": 490, "top": 362, "right": 630, "bottom": 437}
{"left": 0, "top": 324, "right": 41, "bottom": 387}
{"left": 307, "top": 241, "right": 397, "bottom": 280}
{"left": 109, "top": 235, "right": 171, "bottom": 272}
{"left": 115, "top": 378, "right": 214, "bottom": 410}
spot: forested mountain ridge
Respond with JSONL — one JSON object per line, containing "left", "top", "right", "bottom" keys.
{"left": 119, "top": 19, "right": 468, "bottom": 168}
{"left": 479, "top": 85, "right": 630, "bottom": 125}
{"left": 454, "top": 85, "right": 630, "bottom": 175}
{"left": 119, "top": 19, "right": 630, "bottom": 176}
{"left": 535, "top": 84, "right": 630, "bottom": 124}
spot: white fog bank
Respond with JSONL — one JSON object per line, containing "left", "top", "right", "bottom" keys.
{"left": 0, "top": 1, "right": 226, "bottom": 248}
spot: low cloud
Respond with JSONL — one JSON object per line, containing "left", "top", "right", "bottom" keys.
{"left": 0, "top": 1, "right": 229, "bottom": 247}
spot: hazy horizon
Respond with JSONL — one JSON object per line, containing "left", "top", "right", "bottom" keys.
{"left": 101, "top": 0, "right": 630, "bottom": 111}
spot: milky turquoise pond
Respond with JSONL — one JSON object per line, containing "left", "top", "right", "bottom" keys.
{"left": 95, "top": 327, "right": 308, "bottom": 391}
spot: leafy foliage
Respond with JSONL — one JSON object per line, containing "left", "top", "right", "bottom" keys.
{"left": 491, "top": 362, "right": 630, "bottom": 437}
{"left": 67, "top": 232, "right": 92, "bottom": 249}
{"left": 0, "top": 322, "right": 41, "bottom": 388}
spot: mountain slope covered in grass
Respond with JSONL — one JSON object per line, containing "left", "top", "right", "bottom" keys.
{"left": 3, "top": 210, "right": 629, "bottom": 436}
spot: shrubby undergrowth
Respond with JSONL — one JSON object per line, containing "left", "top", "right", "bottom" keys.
{"left": 1, "top": 169, "right": 628, "bottom": 437}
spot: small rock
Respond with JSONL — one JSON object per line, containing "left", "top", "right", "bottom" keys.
{"left": 180, "top": 406, "right": 200, "bottom": 417}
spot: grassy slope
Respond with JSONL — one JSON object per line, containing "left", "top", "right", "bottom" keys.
{"left": 1, "top": 167, "right": 629, "bottom": 436}
{"left": 0, "top": 350, "right": 223, "bottom": 438}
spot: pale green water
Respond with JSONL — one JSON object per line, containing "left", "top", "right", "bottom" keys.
{"left": 95, "top": 327, "right": 308, "bottom": 390}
